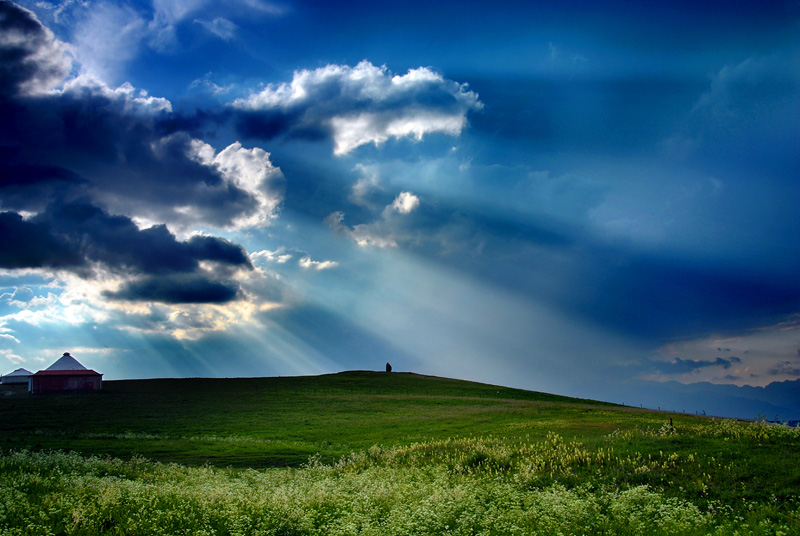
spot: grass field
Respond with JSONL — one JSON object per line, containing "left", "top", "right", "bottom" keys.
{"left": 1, "top": 371, "right": 799, "bottom": 535}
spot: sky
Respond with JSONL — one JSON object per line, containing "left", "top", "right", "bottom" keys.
{"left": 1, "top": 0, "right": 799, "bottom": 414}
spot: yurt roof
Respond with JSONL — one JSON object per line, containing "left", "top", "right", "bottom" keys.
{"left": 46, "top": 352, "right": 88, "bottom": 371}
{"left": 4, "top": 368, "right": 32, "bottom": 377}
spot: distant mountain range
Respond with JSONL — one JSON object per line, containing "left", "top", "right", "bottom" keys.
{"left": 609, "top": 379, "right": 800, "bottom": 421}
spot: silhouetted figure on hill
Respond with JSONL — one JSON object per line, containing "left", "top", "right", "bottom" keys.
{"left": 385, "top": 362, "right": 392, "bottom": 373}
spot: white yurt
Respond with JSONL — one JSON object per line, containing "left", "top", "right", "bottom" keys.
{"left": 1, "top": 368, "right": 33, "bottom": 384}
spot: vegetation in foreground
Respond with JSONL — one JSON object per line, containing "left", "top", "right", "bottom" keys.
{"left": 1, "top": 372, "right": 798, "bottom": 535}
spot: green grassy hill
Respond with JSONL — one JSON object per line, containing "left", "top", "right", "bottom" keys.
{"left": 2, "top": 371, "right": 799, "bottom": 535}
{"left": 6, "top": 371, "right": 657, "bottom": 467}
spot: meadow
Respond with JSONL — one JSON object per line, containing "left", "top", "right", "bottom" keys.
{"left": 1, "top": 371, "right": 798, "bottom": 535}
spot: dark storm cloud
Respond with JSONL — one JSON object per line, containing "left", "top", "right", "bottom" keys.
{"left": 186, "top": 235, "right": 252, "bottom": 268}
{"left": 0, "top": 201, "right": 252, "bottom": 274}
{"left": 104, "top": 274, "right": 240, "bottom": 304}
{"left": 36, "top": 202, "right": 197, "bottom": 274}
{"left": 0, "top": 211, "right": 83, "bottom": 269}
{"left": 0, "top": 161, "right": 86, "bottom": 212}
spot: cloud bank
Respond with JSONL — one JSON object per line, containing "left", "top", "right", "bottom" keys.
{"left": 0, "top": 1, "right": 275, "bottom": 315}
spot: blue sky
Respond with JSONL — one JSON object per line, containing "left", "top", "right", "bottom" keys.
{"left": 1, "top": 0, "right": 799, "bottom": 413}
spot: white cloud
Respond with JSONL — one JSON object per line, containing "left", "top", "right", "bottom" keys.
{"left": 325, "top": 191, "right": 420, "bottom": 248}
{"left": 348, "top": 224, "right": 399, "bottom": 248}
{"left": 193, "top": 17, "right": 238, "bottom": 40}
{"left": 233, "top": 60, "right": 482, "bottom": 155}
{"left": 72, "top": 2, "right": 147, "bottom": 80}
{"left": 188, "top": 140, "right": 285, "bottom": 229}
{"left": 648, "top": 316, "right": 800, "bottom": 386}
{"left": 329, "top": 112, "right": 467, "bottom": 155}
{"left": 391, "top": 191, "right": 420, "bottom": 214}
{"left": 349, "top": 164, "right": 383, "bottom": 209}
{"left": 5, "top": 6, "right": 169, "bottom": 112}
{"left": 147, "top": 0, "right": 208, "bottom": 52}
{"left": 240, "top": 0, "right": 287, "bottom": 15}
{"left": 298, "top": 257, "right": 339, "bottom": 271}
{"left": 0, "top": 2, "right": 73, "bottom": 94}
{"left": 50, "top": 0, "right": 210, "bottom": 76}
{"left": 151, "top": 0, "right": 209, "bottom": 23}
{"left": 0, "top": 328, "right": 21, "bottom": 344}
{"left": 189, "top": 72, "right": 234, "bottom": 94}
{"left": 47, "top": 0, "right": 283, "bottom": 78}
{"left": 0, "top": 266, "right": 282, "bottom": 343}
{"left": 32, "top": 0, "right": 89, "bottom": 23}
{"left": 0, "top": 349, "right": 25, "bottom": 365}
{"left": 146, "top": 0, "right": 284, "bottom": 52}
{"left": 0, "top": 287, "right": 36, "bottom": 311}
{"left": 62, "top": 75, "right": 172, "bottom": 114}
{"left": 251, "top": 248, "right": 293, "bottom": 264}
{"left": 0, "top": 274, "right": 112, "bottom": 332}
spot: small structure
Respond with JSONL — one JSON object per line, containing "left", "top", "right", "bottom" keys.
{"left": 1, "top": 368, "right": 33, "bottom": 384}
{"left": 385, "top": 362, "right": 392, "bottom": 373}
{"left": 29, "top": 352, "right": 102, "bottom": 393}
